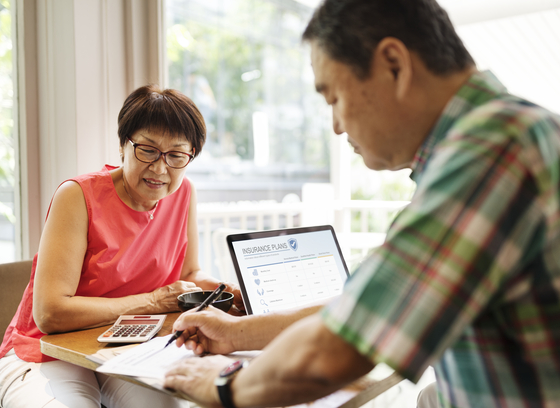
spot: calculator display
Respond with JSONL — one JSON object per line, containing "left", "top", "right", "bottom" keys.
{"left": 120, "top": 319, "right": 159, "bottom": 325}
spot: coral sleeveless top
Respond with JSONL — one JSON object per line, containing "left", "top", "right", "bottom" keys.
{"left": 0, "top": 165, "right": 191, "bottom": 362}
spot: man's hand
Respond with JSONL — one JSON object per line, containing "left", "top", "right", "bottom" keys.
{"left": 173, "top": 306, "right": 241, "bottom": 355}
{"left": 168, "top": 314, "right": 375, "bottom": 408}
{"left": 164, "top": 354, "right": 234, "bottom": 408}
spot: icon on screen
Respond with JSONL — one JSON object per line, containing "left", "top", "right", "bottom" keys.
{"left": 254, "top": 278, "right": 261, "bottom": 286}
{"left": 260, "top": 299, "right": 268, "bottom": 307}
{"left": 257, "top": 288, "right": 264, "bottom": 296}
{"left": 288, "top": 238, "right": 298, "bottom": 251}
{"left": 252, "top": 269, "right": 258, "bottom": 276}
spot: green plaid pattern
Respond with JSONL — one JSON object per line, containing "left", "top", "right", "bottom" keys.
{"left": 322, "top": 71, "right": 560, "bottom": 407}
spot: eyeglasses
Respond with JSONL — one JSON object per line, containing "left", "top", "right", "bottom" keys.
{"left": 127, "top": 138, "right": 195, "bottom": 169}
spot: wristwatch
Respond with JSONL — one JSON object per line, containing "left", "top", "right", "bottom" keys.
{"left": 215, "top": 360, "right": 248, "bottom": 408}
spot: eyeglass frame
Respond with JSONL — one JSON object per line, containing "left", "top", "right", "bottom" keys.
{"left": 127, "top": 137, "right": 195, "bottom": 169}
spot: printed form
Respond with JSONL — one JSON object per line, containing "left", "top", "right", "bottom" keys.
{"left": 96, "top": 335, "right": 194, "bottom": 379}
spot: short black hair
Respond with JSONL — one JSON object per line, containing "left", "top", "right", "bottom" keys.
{"left": 302, "top": 0, "right": 474, "bottom": 79}
{"left": 117, "top": 84, "right": 206, "bottom": 157}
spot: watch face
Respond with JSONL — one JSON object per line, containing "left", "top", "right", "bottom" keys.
{"left": 220, "top": 360, "right": 245, "bottom": 377}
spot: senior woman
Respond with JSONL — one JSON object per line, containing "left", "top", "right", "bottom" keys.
{"left": 0, "top": 85, "right": 241, "bottom": 408}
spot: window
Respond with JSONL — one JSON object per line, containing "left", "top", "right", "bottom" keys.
{"left": 0, "top": 0, "right": 16, "bottom": 263}
{"left": 165, "top": 0, "right": 417, "bottom": 275}
{"left": 166, "top": 0, "right": 331, "bottom": 204}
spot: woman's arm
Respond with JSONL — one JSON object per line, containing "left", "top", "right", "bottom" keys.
{"left": 33, "top": 181, "right": 199, "bottom": 334}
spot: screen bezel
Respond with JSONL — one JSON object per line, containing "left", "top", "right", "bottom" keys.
{"left": 226, "top": 225, "right": 349, "bottom": 315}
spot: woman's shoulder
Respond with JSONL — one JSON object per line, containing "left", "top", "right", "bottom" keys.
{"left": 160, "top": 176, "right": 193, "bottom": 211}
{"left": 52, "top": 166, "right": 116, "bottom": 217}
{"left": 72, "top": 165, "right": 114, "bottom": 184}
{"left": 174, "top": 176, "right": 193, "bottom": 198}
{"left": 47, "top": 179, "right": 88, "bottom": 224}
{"left": 68, "top": 166, "right": 116, "bottom": 201}
{"left": 53, "top": 179, "right": 84, "bottom": 201}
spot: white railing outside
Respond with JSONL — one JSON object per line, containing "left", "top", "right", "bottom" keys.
{"left": 197, "top": 199, "right": 410, "bottom": 281}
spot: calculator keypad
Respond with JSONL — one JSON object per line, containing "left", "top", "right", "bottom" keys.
{"left": 101, "top": 325, "right": 158, "bottom": 340}
{"left": 98, "top": 315, "right": 166, "bottom": 343}
{"left": 108, "top": 325, "right": 157, "bottom": 338}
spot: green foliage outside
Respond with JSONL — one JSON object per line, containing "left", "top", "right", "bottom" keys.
{"left": 166, "top": 0, "right": 330, "bottom": 169}
{"left": 166, "top": 0, "right": 417, "bottom": 236}
{"left": 168, "top": 20, "right": 264, "bottom": 160}
{"left": 0, "top": 0, "right": 15, "bottom": 223}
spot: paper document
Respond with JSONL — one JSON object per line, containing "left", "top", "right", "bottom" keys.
{"left": 96, "top": 335, "right": 194, "bottom": 379}
{"left": 95, "top": 335, "right": 402, "bottom": 408}
{"left": 87, "top": 343, "right": 138, "bottom": 365}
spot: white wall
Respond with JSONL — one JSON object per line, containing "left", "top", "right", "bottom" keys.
{"left": 439, "top": 0, "right": 560, "bottom": 25}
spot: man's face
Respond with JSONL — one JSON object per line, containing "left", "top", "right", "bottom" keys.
{"left": 311, "top": 41, "right": 410, "bottom": 171}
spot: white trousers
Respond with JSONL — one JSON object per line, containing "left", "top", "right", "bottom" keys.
{"left": 0, "top": 349, "right": 189, "bottom": 408}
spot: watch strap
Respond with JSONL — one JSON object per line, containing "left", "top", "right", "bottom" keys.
{"left": 217, "top": 380, "right": 237, "bottom": 408}
{"left": 215, "top": 360, "right": 247, "bottom": 408}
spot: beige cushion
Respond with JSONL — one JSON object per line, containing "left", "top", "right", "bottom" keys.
{"left": 0, "top": 260, "right": 32, "bottom": 341}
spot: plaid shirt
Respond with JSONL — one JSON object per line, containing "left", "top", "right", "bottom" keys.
{"left": 322, "top": 71, "right": 560, "bottom": 408}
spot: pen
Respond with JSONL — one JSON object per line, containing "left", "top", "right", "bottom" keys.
{"left": 163, "top": 283, "right": 227, "bottom": 349}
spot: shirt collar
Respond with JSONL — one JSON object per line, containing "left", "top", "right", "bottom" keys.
{"left": 409, "top": 71, "right": 508, "bottom": 183}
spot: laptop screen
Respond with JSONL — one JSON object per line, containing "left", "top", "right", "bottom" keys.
{"left": 227, "top": 225, "right": 349, "bottom": 315}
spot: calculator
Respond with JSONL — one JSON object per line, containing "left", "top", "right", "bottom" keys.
{"left": 97, "top": 315, "right": 167, "bottom": 343}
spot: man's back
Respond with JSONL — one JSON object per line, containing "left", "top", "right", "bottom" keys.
{"left": 323, "top": 71, "right": 560, "bottom": 407}
{"left": 437, "top": 90, "right": 560, "bottom": 406}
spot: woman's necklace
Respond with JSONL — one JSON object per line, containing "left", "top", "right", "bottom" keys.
{"left": 122, "top": 174, "right": 159, "bottom": 220}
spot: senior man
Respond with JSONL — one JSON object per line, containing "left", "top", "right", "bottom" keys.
{"left": 164, "top": 0, "right": 560, "bottom": 407}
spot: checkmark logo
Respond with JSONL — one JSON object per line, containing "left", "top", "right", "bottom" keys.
{"left": 288, "top": 238, "right": 298, "bottom": 251}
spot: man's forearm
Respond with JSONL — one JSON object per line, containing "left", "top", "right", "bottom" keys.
{"left": 234, "top": 303, "right": 324, "bottom": 350}
{"left": 231, "top": 314, "right": 374, "bottom": 407}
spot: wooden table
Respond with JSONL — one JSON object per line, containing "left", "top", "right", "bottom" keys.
{"left": 40, "top": 312, "right": 182, "bottom": 370}
{"left": 40, "top": 312, "right": 403, "bottom": 407}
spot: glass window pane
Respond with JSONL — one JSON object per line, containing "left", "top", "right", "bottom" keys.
{"left": 166, "top": 0, "right": 331, "bottom": 203}
{"left": 0, "top": 0, "right": 16, "bottom": 263}
{"left": 350, "top": 159, "right": 415, "bottom": 233}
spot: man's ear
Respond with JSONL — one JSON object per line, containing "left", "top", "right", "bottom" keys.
{"left": 373, "top": 37, "right": 412, "bottom": 101}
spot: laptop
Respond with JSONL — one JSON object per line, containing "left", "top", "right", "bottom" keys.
{"left": 227, "top": 225, "right": 350, "bottom": 315}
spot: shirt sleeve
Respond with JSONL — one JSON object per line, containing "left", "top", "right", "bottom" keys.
{"left": 322, "top": 122, "right": 545, "bottom": 382}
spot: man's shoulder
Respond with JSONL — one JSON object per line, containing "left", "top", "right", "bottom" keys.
{"left": 450, "top": 95, "right": 560, "bottom": 141}
{"left": 432, "top": 95, "right": 560, "bottom": 195}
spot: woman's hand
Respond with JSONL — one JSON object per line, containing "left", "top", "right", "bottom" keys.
{"left": 222, "top": 282, "right": 246, "bottom": 315}
{"left": 151, "top": 280, "right": 202, "bottom": 313}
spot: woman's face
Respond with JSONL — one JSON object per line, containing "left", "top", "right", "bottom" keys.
{"left": 120, "top": 130, "right": 193, "bottom": 207}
